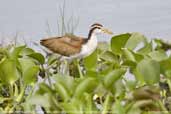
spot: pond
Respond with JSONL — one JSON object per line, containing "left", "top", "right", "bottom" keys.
{"left": 0, "top": 0, "right": 171, "bottom": 42}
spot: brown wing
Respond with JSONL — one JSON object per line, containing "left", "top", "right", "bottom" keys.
{"left": 40, "top": 36, "right": 86, "bottom": 56}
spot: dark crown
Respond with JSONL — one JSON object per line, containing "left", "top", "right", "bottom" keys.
{"left": 91, "top": 23, "right": 103, "bottom": 28}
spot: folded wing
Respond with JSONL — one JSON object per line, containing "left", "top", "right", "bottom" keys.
{"left": 40, "top": 36, "right": 86, "bottom": 56}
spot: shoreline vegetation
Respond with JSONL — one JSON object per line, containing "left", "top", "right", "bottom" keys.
{"left": 0, "top": 32, "right": 171, "bottom": 113}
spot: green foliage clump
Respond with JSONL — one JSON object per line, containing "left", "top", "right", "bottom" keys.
{"left": 0, "top": 33, "right": 171, "bottom": 114}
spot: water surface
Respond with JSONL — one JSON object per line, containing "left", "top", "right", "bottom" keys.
{"left": 0, "top": 0, "right": 171, "bottom": 42}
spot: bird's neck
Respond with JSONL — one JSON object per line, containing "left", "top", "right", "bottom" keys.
{"left": 86, "top": 27, "right": 97, "bottom": 43}
{"left": 84, "top": 32, "right": 97, "bottom": 49}
{"left": 85, "top": 31, "right": 97, "bottom": 44}
{"left": 88, "top": 27, "right": 96, "bottom": 40}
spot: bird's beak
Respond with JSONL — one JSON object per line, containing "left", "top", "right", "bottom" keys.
{"left": 101, "top": 28, "right": 113, "bottom": 35}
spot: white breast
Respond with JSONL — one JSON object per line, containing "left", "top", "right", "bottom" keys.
{"left": 80, "top": 35, "right": 97, "bottom": 57}
{"left": 69, "top": 34, "right": 98, "bottom": 59}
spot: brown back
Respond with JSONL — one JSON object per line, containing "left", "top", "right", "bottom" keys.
{"left": 40, "top": 36, "right": 86, "bottom": 56}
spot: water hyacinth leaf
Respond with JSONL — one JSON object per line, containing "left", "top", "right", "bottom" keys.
{"left": 0, "top": 59, "right": 19, "bottom": 85}
{"left": 104, "top": 68, "right": 126, "bottom": 89}
{"left": 28, "top": 52, "right": 45, "bottom": 64}
{"left": 136, "top": 59, "right": 160, "bottom": 85}
{"left": 111, "top": 33, "right": 131, "bottom": 55}
{"left": 23, "top": 66, "right": 39, "bottom": 85}
{"left": 132, "top": 68, "right": 145, "bottom": 84}
{"left": 137, "top": 42, "right": 152, "bottom": 55}
{"left": 84, "top": 50, "right": 97, "bottom": 70}
{"left": 10, "top": 45, "right": 26, "bottom": 59}
{"left": 36, "top": 83, "right": 54, "bottom": 95}
{"left": 154, "top": 39, "right": 171, "bottom": 51}
{"left": 20, "top": 47, "right": 35, "bottom": 56}
{"left": 61, "top": 100, "right": 83, "bottom": 114}
{"left": 122, "top": 48, "right": 144, "bottom": 62}
{"left": 28, "top": 94, "right": 51, "bottom": 107}
{"left": 19, "top": 58, "right": 35, "bottom": 71}
{"left": 122, "top": 60, "right": 137, "bottom": 69}
{"left": 54, "top": 75, "right": 75, "bottom": 95}
{"left": 102, "top": 94, "right": 112, "bottom": 114}
{"left": 47, "top": 54, "right": 58, "bottom": 65}
{"left": 100, "top": 51, "right": 119, "bottom": 63}
{"left": 84, "top": 93, "right": 94, "bottom": 114}
{"left": 160, "top": 58, "right": 171, "bottom": 78}
{"left": 112, "top": 99, "right": 125, "bottom": 114}
{"left": 99, "top": 63, "right": 115, "bottom": 76}
{"left": 54, "top": 77, "right": 71, "bottom": 101}
{"left": 148, "top": 50, "right": 168, "bottom": 61}
{"left": 74, "top": 77, "right": 98, "bottom": 99}
{"left": 114, "top": 79, "right": 126, "bottom": 98}
{"left": 125, "top": 80, "right": 137, "bottom": 91}
{"left": 19, "top": 58, "right": 39, "bottom": 85}
{"left": 127, "top": 106, "right": 142, "bottom": 114}
{"left": 86, "top": 70, "right": 98, "bottom": 77}
{"left": 122, "top": 48, "right": 136, "bottom": 62}
{"left": 125, "top": 32, "right": 147, "bottom": 50}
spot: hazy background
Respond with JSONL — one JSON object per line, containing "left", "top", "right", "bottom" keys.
{"left": 0, "top": 0, "right": 171, "bottom": 43}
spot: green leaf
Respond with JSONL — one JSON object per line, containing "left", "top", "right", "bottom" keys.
{"left": 136, "top": 59, "right": 160, "bottom": 85}
{"left": 84, "top": 93, "right": 94, "bottom": 114}
{"left": 74, "top": 77, "right": 98, "bottom": 99}
{"left": 100, "top": 51, "right": 119, "bottom": 63}
{"left": 148, "top": 50, "right": 168, "bottom": 61}
{"left": 61, "top": 100, "right": 83, "bottom": 114}
{"left": 113, "top": 79, "right": 126, "bottom": 98}
{"left": 85, "top": 70, "right": 98, "bottom": 77}
{"left": 53, "top": 75, "right": 74, "bottom": 101}
{"left": 111, "top": 33, "right": 131, "bottom": 55}
{"left": 54, "top": 75, "right": 75, "bottom": 96}
{"left": 137, "top": 42, "right": 152, "bottom": 55}
{"left": 84, "top": 50, "right": 97, "bottom": 70}
{"left": 28, "top": 94, "right": 51, "bottom": 107}
{"left": 125, "top": 32, "right": 147, "bottom": 50}
{"left": 23, "top": 66, "right": 39, "bottom": 85}
{"left": 160, "top": 58, "right": 171, "bottom": 78}
{"left": 112, "top": 99, "right": 125, "bottom": 114}
{"left": 10, "top": 45, "right": 26, "bottom": 59}
{"left": 28, "top": 52, "right": 45, "bottom": 64}
{"left": 0, "top": 58, "right": 19, "bottom": 84}
{"left": 47, "top": 54, "right": 58, "bottom": 65}
{"left": 19, "top": 58, "right": 39, "bottom": 85}
{"left": 55, "top": 81, "right": 70, "bottom": 101}
{"left": 104, "top": 68, "right": 126, "bottom": 89}
{"left": 122, "top": 60, "right": 137, "bottom": 69}
{"left": 122, "top": 48, "right": 136, "bottom": 62}
{"left": 36, "top": 83, "right": 54, "bottom": 95}
{"left": 20, "top": 47, "right": 35, "bottom": 56}
{"left": 122, "top": 48, "right": 144, "bottom": 62}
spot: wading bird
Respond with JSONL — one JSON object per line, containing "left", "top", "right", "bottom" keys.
{"left": 40, "top": 23, "right": 113, "bottom": 59}
{"left": 40, "top": 23, "right": 113, "bottom": 76}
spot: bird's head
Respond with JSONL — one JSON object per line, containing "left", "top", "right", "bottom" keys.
{"left": 90, "top": 23, "right": 113, "bottom": 35}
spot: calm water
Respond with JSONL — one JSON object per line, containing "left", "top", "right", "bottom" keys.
{"left": 0, "top": 0, "right": 171, "bottom": 42}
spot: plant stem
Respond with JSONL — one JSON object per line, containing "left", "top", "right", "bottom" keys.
{"left": 16, "top": 85, "right": 26, "bottom": 103}
{"left": 9, "top": 84, "right": 14, "bottom": 97}
{"left": 167, "top": 79, "right": 171, "bottom": 92}
{"left": 102, "top": 94, "right": 111, "bottom": 114}
{"left": 157, "top": 100, "right": 168, "bottom": 113}
{"left": 76, "top": 60, "right": 83, "bottom": 78}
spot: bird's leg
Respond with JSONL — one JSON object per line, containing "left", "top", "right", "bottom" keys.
{"left": 76, "top": 59, "right": 83, "bottom": 78}
{"left": 60, "top": 59, "right": 70, "bottom": 75}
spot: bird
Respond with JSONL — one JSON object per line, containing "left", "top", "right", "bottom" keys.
{"left": 40, "top": 23, "right": 113, "bottom": 60}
